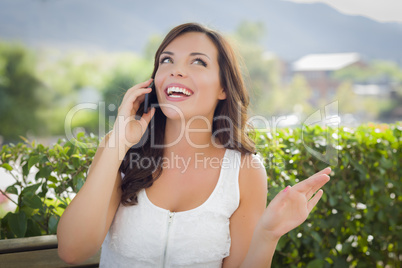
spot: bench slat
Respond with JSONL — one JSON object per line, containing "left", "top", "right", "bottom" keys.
{"left": 0, "top": 235, "right": 58, "bottom": 254}
{"left": 0, "top": 248, "right": 100, "bottom": 268}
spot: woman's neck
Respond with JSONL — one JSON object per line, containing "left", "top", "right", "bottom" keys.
{"left": 163, "top": 116, "right": 222, "bottom": 157}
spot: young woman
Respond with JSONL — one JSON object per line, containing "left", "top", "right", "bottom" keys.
{"left": 57, "top": 23, "right": 331, "bottom": 267}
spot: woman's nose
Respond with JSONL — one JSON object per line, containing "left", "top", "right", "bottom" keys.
{"left": 170, "top": 66, "right": 186, "bottom": 77}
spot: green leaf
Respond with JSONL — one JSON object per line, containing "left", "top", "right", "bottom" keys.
{"left": 21, "top": 183, "right": 41, "bottom": 195}
{"left": 63, "top": 147, "right": 71, "bottom": 156}
{"left": 19, "top": 136, "right": 29, "bottom": 143}
{"left": 311, "top": 231, "right": 322, "bottom": 243}
{"left": 39, "top": 155, "right": 49, "bottom": 164}
{"left": 67, "top": 164, "right": 75, "bottom": 170}
{"left": 349, "top": 158, "right": 367, "bottom": 176}
{"left": 6, "top": 185, "right": 18, "bottom": 195}
{"left": 0, "top": 163, "right": 13, "bottom": 171}
{"left": 25, "top": 219, "right": 42, "bottom": 237}
{"left": 8, "top": 212, "right": 27, "bottom": 238}
{"left": 22, "top": 162, "right": 29, "bottom": 177}
{"left": 329, "top": 195, "right": 338, "bottom": 206}
{"left": 377, "top": 210, "right": 386, "bottom": 222}
{"left": 306, "top": 259, "right": 325, "bottom": 268}
{"left": 22, "top": 195, "right": 43, "bottom": 209}
{"left": 56, "top": 196, "right": 70, "bottom": 207}
{"left": 39, "top": 182, "right": 48, "bottom": 198}
{"left": 28, "top": 155, "right": 40, "bottom": 172}
{"left": 276, "top": 236, "right": 287, "bottom": 251}
{"left": 75, "top": 177, "right": 85, "bottom": 192}
{"left": 37, "top": 144, "right": 45, "bottom": 152}
{"left": 380, "top": 158, "right": 393, "bottom": 169}
{"left": 333, "top": 256, "right": 348, "bottom": 267}
{"left": 77, "top": 131, "right": 85, "bottom": 140}
{"left": 48, "top": 176, "right": 58, "bottom": 183}
{"left": 325, "top": 257, "right": 333, "bottom": 264}
{"left": 48, "top": 215, "right": 59, "bottom": 234}
{"left": 54, "top": 144, "right": 63, "bottom": 152}
{"left": 342, "top": 242, "right": 352, "bottom": 254}
{"left": 36, "top": 166, "right": 52, "bottom": 179}
{"left": 57, "top": 203, "right": 67, "bottom": 209}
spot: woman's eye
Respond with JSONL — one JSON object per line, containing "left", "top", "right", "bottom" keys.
{"left": 193, "top": 58, "right": 207, "bottom": 67}
{"left": 160, "top": 57, "right": 173, "bottom": 64}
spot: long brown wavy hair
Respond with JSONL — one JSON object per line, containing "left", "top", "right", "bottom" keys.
{"left": 119, "top": 22, "right": 256, "bottom": 206}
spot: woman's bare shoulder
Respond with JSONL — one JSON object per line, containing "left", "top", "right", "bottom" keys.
{"left": 238, "top": 153, "right": 268, "bottom": 198}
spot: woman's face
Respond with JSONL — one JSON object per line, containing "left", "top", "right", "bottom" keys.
{"left": 154, "top": 32, "right": 226, "bottom": 121}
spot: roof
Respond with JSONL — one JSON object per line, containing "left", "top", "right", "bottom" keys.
{"left": 292, "top": 53, "right": 361, "bottom": 71}
{"left": 353, "top": 84, "right": 391, "bottom": 95}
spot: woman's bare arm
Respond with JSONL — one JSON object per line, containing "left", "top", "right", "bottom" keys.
{"left": 57, "top": 131, "right": 123, "bottom": 264}
{"left": 239, "top": 168, "right": 331, "bottom": 268}
{"left": 222, "top": 154, "right": 267, "bottom": 267}
{"left": 57, "top": 79, "right": 156, "bottom": 264}
{"left": 223, "top": 161, "right": 331, "bottom": 268}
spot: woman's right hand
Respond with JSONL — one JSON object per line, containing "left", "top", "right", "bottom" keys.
{"left": 112, "top": 78, "right": 156, "bottom": 151}
{"left": 258, "top": 167, "right": 331, "bottom": 241}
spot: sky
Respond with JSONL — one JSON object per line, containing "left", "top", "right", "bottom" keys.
{"left": 287, "top": 0, "right": 402, "bottom": 23}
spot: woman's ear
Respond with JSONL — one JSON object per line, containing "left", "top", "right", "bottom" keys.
{"left": 218, "top": 88, "right": 227, "bottom": 100}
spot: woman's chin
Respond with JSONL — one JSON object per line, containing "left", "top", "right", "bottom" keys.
{"left": 160, "top": 105, "right": 186, "bottom": 122}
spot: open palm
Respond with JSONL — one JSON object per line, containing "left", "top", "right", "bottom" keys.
{"left": 261, "top": 168, "right": 331, "bottom": 239}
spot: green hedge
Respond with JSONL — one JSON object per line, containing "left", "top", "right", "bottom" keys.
{"left": 255, "top": 123, "right": 401, "bottom": 267}
{"left": 0, "top": 133, "right": 98, "bottom": 238}
{"left": 0, "top": 123, "right": 401, "bottom": 267}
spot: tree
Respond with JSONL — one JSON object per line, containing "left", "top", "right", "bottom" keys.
{"left": 286, "top": 74, "right": 313, "bottom": 116}
{"left": 101, "top": 53, "right": 153, "bottom": 132}
{"left": 332, "top": 60, "right": 402, "bottom": 122}
{"left": 335, "top": 82, "right": 358, "bottom": 114}
{"left": 232, "top": 21, "right": 277, "bottom": 116}
{"left": 0, "top": 42, "right": 48, "bottom": 142}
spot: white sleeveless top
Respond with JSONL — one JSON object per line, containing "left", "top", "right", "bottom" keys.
{"left": 100, "top": 149, "right": 242, "bottom": 268}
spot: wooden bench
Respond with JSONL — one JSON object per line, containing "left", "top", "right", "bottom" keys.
{"left": 0, "top": 235, "right": 100, "bottom": 268}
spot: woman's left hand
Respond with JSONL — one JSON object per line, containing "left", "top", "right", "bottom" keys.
{"left": 259, "top": 167, "right": 331, "bottom": 240}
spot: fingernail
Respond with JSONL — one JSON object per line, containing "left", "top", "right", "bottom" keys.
{"left": 283, "top": 186, "right": 290, "bottom": 192}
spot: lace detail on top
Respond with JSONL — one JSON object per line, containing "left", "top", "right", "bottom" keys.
{"left": 100, "top": 149, "right": 244, "bottom": 268}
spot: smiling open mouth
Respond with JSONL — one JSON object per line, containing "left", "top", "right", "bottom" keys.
{"left": 166, "top": 87, "right": 193, "bottom": 98}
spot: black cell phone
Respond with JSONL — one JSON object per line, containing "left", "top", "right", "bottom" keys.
{"left": 143, "top": 81, "right": 154, "bottom": 113}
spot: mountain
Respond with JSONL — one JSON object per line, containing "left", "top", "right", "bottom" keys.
{"left": 1, "top": 0, "right": 401, "bottom": 62}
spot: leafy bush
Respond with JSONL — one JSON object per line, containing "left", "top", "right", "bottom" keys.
{"left": 0, "top": 123, "right": 400, "bottom": 267}
{"left": 0, "top": 133, "right": 98, "bottom": 238}
{"left": 255, "top": 123, "right": 401, "bottom": 268}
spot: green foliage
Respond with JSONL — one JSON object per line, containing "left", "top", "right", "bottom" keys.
{"left": 232, "top": 21, "right": 272, "bottom": 112}
{"left": 0, "top": 122, "right": 400, "bottom": 264}
{"left": 335, "top": 82, "right": 359, "bottom": 114}
{"left": 101, "top": 53, "right": 153, "bottom": 132}
{"left": 0, "top": 41, "right": 153, "bottom": 141}
{"left": 332, "top": 61, "right": 402, "bottom": 120}
{"left": 0, "top": 42, "right": 49, "bottom": 141}
{"left": 255, "top": 122, "right": 401, "bottom": 267}
{"left": 2, "top": 23, "right": 400, "bottom": 143}
{"left": 285, "top": 74, "right": 313, "bottom": 115}
{"left": 333, "top": 60, "right": 402, "bottom": 84}
{"left": 0, "top": 133, "right": 99, "bottom": 238}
